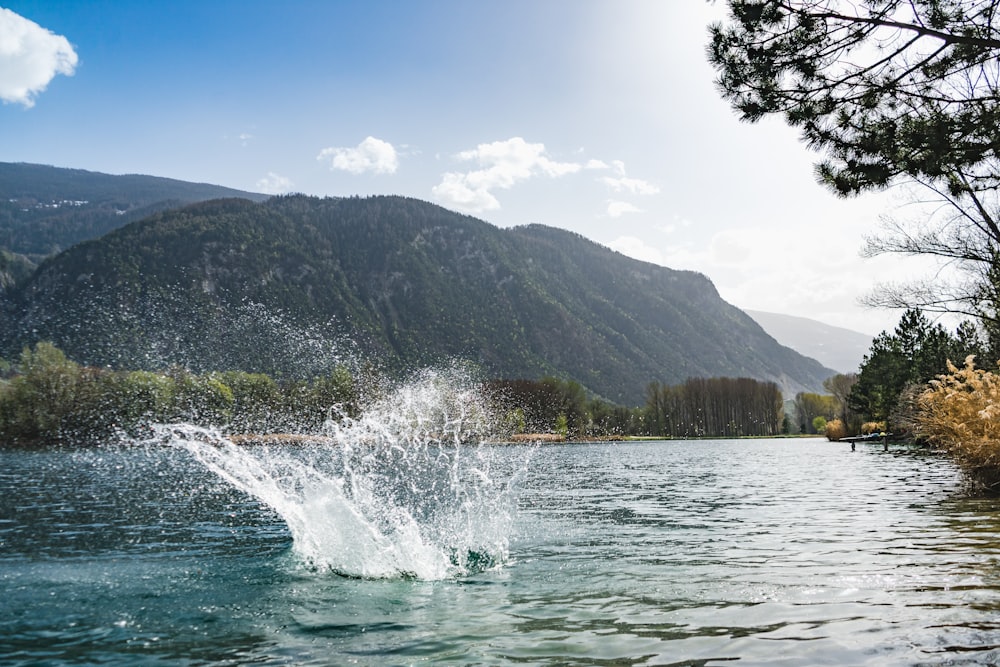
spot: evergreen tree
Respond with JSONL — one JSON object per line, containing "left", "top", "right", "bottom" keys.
{"left": 709, "top": 0, "right": 1000, "bottom": 195}
{"left": 848, "top": 309, "right": 958, "bottom": 422}
{"left": 710, "top": 1, "right": 1000, "bottom": 328}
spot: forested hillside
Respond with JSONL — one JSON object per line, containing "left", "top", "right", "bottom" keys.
{"left": 0, "top": 194, "right": 834, "bottom": 404}
{"left": 0, "top": 162, "right": 268, "bottom": 258}
{"left": 0, "top": 250, "right": 35, "bottom": 295}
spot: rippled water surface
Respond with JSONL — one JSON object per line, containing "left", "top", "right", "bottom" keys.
{"left": 3, "top": 438, "right": 1000, "bottom": 666}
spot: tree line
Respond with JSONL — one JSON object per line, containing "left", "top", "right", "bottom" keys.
{"left": 847, "top": 309, "right": 990, "bottom": 429}
{"left": 486, "top": 375, "right": 786, "bottom": 439}
{"left": 643, "top": 377, "right": 783, "bottom": 438}
{"left": 1, "top": 342, "right": 800, "bottom": 447}
{"left": 18, "top": 321, "right": 985, "bottom": 450}
{"left": 836, "top": 307, "right": 1000, "bottom": 488}
{"left": 0, "top": 342, "right": 359, "bottom": 446}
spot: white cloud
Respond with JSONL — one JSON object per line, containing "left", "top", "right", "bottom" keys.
{"left": 602, "top": 175, "right": 661, "bottom": 195}
{"left": 585, "top": 159, "right": 609, "bottom": 170}
{"left": 594, "top": 160, "right": 659, "bottom": 216}
{"left": 256, "top": 172, "right": 293, "bottom": 195}
{"left": 607, "top": 200, "right": 642, "bottom": 218}
{"left": 432, "top": 137, "right": 581, "bottom": 212}
{"left": 317, "top": 136, "right": 399, "bottom": 175}
{"left": 431, "top": 172, "right": 501, "bottom": 212}
{"left": 0, "top": 8, "right": 77, "bottom": 108}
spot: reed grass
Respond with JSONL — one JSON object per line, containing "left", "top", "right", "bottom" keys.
{"left": 861, "top": 421, "right": 886, "bottom": 435}
{"left": 916, "top": 356, "right": 1000, "bottom": 476}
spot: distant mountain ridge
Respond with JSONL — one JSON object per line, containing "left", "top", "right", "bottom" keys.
{"left": 0, "top": 162, "right": 269, "bottom": 258}
{"left": 0, "top": 193, "right": 835, "bottom": 404}
{"left": 746, "top": 310, "right": 873, "bottom": 374}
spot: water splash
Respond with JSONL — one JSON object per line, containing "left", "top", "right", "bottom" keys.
{"left": 152, "top": 367, "right": 530, "bottom": 580}
{"left": 15, "top": 293, "right": 355, "bottom": 379}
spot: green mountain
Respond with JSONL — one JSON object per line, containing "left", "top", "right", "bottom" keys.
{"left": 0, "top": 162, "right": 269, "bottom": 259}
{"left": 0, "top": 194, "right": 834, "bottom": 404}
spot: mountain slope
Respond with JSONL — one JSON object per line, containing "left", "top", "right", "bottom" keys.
{"left": 0, "top": 162, "right": 269, "bottom": 258}
{"left": 0, "top": 195, "right": 834, "bottom": 404}
{"left": 746, "top": 310, "right": 873, "bottom": 374}
{"left": 0, "top": 250, "right": 35, "bottom": 294}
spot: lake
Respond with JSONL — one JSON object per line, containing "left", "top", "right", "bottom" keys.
{"left": 3, "top": 436, "right": 1000, "bottom": 666}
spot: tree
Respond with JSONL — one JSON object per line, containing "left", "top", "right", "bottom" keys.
{"left": 710, "top": 1, "right": 1000, "bottom": 328}
{"left": 812, "top": 415, "right": 828, "bottom": 433}
{"left": 793, "top": 391, "right": 838, "bottom": 433}
{"left": 859, "top": 180, "right": 1000, "bottom": 337}
{"left": 823, "top": 372, "right": 859, "bottom": 429}
{"left": 848, "top": 309, "right": 957, "bottom": 422}
{"left": 710, "top": 0, "right": 1000, "bottom": 195}
{"left": 4, "top": 342, "right": 84, "bottom": 441}
{"left": 483, "top": 377, "right": 588, "bottom": 435}
{"left": 644, "top": 376, "right": 783, "bottom": 437}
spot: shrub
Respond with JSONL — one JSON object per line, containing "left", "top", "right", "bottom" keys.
{"left": 99, "top": 370, "right": 176, "bottom": 435}
{"left": 861, "top": 421, "right": 886, "bottom": 435}
{"left": 0, "top": 342, "right": 371, "bottom": 446}
{"left": 218, "top": 371, "right": 282, "bottom": 433}
{"left": 0, "top": 342, "right": 88, "bottom": 444}
{"left": 915, "top": 356, "right": 1000, "bottom": 474}
{"left": 825, "top": 419, "right": 846, "bottom": 441}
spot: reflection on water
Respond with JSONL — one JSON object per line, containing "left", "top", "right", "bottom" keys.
{"left": 3, "top": 439, "right": 1000, "bottom": 665}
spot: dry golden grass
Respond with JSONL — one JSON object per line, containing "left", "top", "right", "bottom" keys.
{"left": 861, "top": 421, "right": 886, "bottom": 435}
{"left": 825, "top": 419, "right": 846, "bottom": 441}
{"left": 916, "top": 356, "right": 1000, "bottom": 470}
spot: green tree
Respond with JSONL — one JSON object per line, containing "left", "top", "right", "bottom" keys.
{"left": 217, "top": 371, "right": 282, "bottom": 433}
{"left": 709, "top": 0, "right": 1000, "bottom": 195}
{"left": 555, "top": 413, "right": 569, "bottom": 438}
{"left": 849, "top": 309, "right": 957, "bottom": 423}
{"left": 101, "top": 370, "right": 176, "bottom": 434}
{"left": 0, "top": 342, "right": 84, "bottom": 443}
{"left": 542, "top": 377, "right": 587, "bottom": 436}
{"left": 793, "top": 392, "right": 838, "bottom": 434}
{"left": 289, "top": 366, "right": 360, "bottom": 431}
{"left": 0, "top": 342, "right": 365, "bottom": 445}
{"left": 710, "top": 1, "right": 1000, "bottom": 330}
{"left": 812, "top": 416, "right": 827, "bottom": 434}
{"left": 485, "top": 377, "right": 590, "bottom": 436}
{"left": 166, "top": 367, "right": 234, "bottom": 424}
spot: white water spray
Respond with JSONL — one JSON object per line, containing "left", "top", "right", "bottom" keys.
{"left": 153, "top": 368, "right": 530, "bottom": 580}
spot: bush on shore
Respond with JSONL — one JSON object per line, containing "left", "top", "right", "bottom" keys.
{"left": 824, "top": 419, "right": 846, "bottom": 441}
{"left": 861, "top": 421, "right": 886, "bottom": 435}
{"left": 915, "top": 356, "right": 1000, "bottom": 487}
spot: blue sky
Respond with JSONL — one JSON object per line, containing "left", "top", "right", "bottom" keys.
{"left": 1, "top": 1, "right": 940, "bottom": 335}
